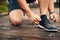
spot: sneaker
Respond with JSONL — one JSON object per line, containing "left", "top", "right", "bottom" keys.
{"left": 38, "top": 15, "right": 58, "bottom": 32}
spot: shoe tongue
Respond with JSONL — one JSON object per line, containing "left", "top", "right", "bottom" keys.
{"left": 41, "top": 15, "right": 48, "bottom": 21}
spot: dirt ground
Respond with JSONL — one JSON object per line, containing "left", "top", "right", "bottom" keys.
{"left": 0, "top": 7, "right": 60, "bottom": 40}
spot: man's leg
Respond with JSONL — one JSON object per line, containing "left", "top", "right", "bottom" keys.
{"left": 48, "top": 0, "right": 54, "bottom": 12}
{"left": 9, "top": 9, "right": 24, "bottom": 25}
{"left": 8, "top": 0, "right": 24, "bottom": 25}
{"left": 48, "top": 0, "right": 59, "bottom": 22}
{"left": 38, "top": 0, "right": 58, "bottom": 32}
{"left": 38, "top": 0, "right": 49, "bottom": 15}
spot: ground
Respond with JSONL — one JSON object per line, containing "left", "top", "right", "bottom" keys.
{"left": 0, "top": 8, "right": 60, "bottom": 40}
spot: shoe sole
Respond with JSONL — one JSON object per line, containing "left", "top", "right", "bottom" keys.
{"left": 37, "top": 24, "right": 44, "bottom": 28}
{"left": 37, "top": 24, "right": 58, "bottom": 32}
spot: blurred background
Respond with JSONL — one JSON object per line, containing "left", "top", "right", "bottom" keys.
{"left": 0, "top": 0, "right": 8, "bottom": 15}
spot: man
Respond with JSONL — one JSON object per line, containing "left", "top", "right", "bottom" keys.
{"left": 8, "top": 0, "right": 59, "bottom": 32}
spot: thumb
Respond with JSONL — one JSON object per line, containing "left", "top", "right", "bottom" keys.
{"left": 50, "top": 15, "right": 54, "bottom": 20}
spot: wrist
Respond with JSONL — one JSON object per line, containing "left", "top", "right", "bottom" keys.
{"left": 26, "top": 12, "right": 33, "bottom": 17}
{"left": 49, "top": 12, "right": 54, "bottom": 15}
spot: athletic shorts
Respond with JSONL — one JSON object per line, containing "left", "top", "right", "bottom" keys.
{"left": 8, "top": 0, "right": 36, "bottom": 13}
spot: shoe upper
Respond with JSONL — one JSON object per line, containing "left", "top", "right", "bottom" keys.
{"left": 39, "top": 15, "right": 57, "bottom": 29}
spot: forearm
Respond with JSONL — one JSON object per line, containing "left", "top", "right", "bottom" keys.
{"left": 17, "top": 0, "right": 32, "bottom": 16}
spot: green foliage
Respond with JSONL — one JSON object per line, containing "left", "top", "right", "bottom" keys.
{"left": 0, "top": 0, "right": 8, "bottom": 13}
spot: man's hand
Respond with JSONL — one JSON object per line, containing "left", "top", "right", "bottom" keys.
{"left": 28, "top": 13, "right": 41, "bottom": 24}
{"left": 50, "top": 13, "right": 59, "bottom": 22}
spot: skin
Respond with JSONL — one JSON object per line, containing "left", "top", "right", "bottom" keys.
{"left": 38, "top": 0, "right": 49, "bottom": 15}
{"left": 38, "top": 0, "right": 59, "bottom": 22}
{"left": 9, "top": 9, "right": 24, "bottom": 25}
{"left": 48, "top": 0, "right": 59, "bottom": 22}
{"left": 9, "top": 0, "right": 59, "bottom": 25}
{"left": 9, "top": 0, "right": 40, "bottom": 25}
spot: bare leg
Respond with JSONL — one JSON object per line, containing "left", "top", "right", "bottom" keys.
{"left": 9, "top": 9, "right": 24, "bottom": 25}
{"left": 48, "top": 0, "right": 54, "bottom": 13}
{"left": 38, "top": 0, "right": 49, "bottom": 15}
{"left": 48, "top": 0, "right": 59, "bottom": 22}
{"left": 38, "top": 0, "right": 58, "bottom": 32}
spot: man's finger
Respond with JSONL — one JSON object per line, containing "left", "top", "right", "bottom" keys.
{"left": 32, "top": 21, "right": 39, "bottom": 24}
{"left": 33, "top": 18, "right": 39, "bottom": 22}
{"left": 36, "top": 17, "right": 41, "bottom": 22}
{"left": 52, "top": 18, "right": 56, "bottom": 22}
{"left": 50, "top": 16, "right": 54, "bottom": 20}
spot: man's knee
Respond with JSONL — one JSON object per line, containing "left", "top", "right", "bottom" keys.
{"left": 11, "top": 19, "right": 23, "bottom": 25}
{"left": 9, "top": 14, "right": 23, "bottom": 25}
{"left": 9, "top": 9, "right": 23, "bottom": 25}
